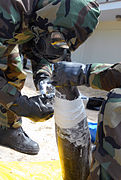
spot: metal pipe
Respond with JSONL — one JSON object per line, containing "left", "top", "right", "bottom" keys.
{"left": 54, "top": 86, "right": 91, "bottom": 180}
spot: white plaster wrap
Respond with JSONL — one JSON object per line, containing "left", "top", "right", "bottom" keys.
{"left": 54, "top": 95, "right": 86, "bottom": 129}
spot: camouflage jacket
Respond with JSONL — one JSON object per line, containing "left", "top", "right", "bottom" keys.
{"left": 0, "top": 0, "right": 100, "bottom": 62}
{"left": 88, "top": 63, "right": 121, "bottom": 179}
{"left": 89, "top": 63, "right": 121, "bottom": 91}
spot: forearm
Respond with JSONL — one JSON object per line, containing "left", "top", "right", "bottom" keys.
{"left": 89, "top": 63, "right": 121, "bottom": 91}
{"left": 5, "top": 45, "right": 26, "bottom": 90}
{"left": 31, "top": 58, "right": 52, "bottom": 90}
{"left": 0, "top": 74, "right": 53, "bottom": 122}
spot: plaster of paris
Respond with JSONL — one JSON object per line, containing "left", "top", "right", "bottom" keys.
{"left": 54, "top": 95, "right": 86, "bottom": 129}
{"left": 54, "top": 95, "right": 89, "bottom": 147}
{"left": 56, "top": 118, "right": 90, "bottom": 148}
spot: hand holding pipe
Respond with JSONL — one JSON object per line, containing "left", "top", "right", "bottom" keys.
{"left": 52, "top": 59, "right": 91, "bottom": 180}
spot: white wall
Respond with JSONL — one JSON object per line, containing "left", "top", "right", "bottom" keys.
{"left": 72, "top": 21, "right": 121, "bottom": 64}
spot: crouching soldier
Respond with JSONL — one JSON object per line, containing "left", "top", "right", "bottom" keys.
{"left": 0, "top": 0, "right": 99, "bottom": 156}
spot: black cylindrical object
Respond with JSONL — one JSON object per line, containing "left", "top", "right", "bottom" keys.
{"left": 54, "top": 86, "right": 91, "bottom": 180}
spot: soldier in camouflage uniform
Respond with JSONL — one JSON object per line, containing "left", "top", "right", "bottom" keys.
{"left": 19, "top": 42, "right": 52, "bottom": 92}
{"left": 48, "top": 1, "right": 121, "bottom": 179}
{"left": 0, "top": 0, "right": 100, "bottom": 155}
{"left": 52, "top": 55, "right": 121, "bottom": 179}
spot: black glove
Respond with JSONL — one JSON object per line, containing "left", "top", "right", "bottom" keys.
{"left": 0, "top": 75, "right": 53, "bottom": 122}
{"left": 10, "top": 95, "right": 54, "bottom": 122}
{"left": 51, "top": 62, "right": 91, "bottom": 87}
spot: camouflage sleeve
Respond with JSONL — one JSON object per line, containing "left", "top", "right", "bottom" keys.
{"left": 34, "top": 0, "right": 100, "bottom": 51}
{"left": 0, "top": 0, "right": 39, "bottom": 58}
{"left": 31, "top": 58, "right": 52, "bottom": 90}
{"left": 4, "top": 45, "right": 26, "bottom": 90}
{"left": 20, "top": 41, "right": 52, "bottom": 90}
{"left": 89, "top": 63, "right": 121, "bottom": 91}
{"left": 0, "top": 0, "right": 100, "bottom": 57}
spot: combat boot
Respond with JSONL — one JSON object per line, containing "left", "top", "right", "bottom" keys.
{"left": 0, "top": 126, "right": 39, "bottom": 155}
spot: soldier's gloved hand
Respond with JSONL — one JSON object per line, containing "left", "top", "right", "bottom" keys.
{"left": 38, "top": 77, "right": 55, "bottom": 97}
{"left": 51, "top": 62, "right": 91, "bottom": 87}
{"left": 0, "top": 75, "right": 54, "bottom": 122}
{"left": 36, "top": 75, "right": 55, "bottom": 107}
{"left": 10, "top": 95, "right": 54, "bottom": 122}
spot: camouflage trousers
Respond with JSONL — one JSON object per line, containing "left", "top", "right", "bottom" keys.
{"left": 0, "top": 45, "right": 26, "bottom": 128}
{"left": 88, "top": 88, "right": 121, "bottom": 180}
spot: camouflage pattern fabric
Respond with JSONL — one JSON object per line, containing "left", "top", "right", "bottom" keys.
{"left": 20, "top": 42, "right": 52, "bottom": 90}
{"left": 6, "top": 45, "right": 27, "bottom": 90}
{"left": 0, "top": 45, "right": 25, "bottom": 128}
{"left": 31, "top": 57, "right": 52, "bottom": 91}
{"left": 0, "top": 45, "right": 52, "bottom": 128}
{"left": 87, "top": 63, "right": 121, "bottom": 179}
{"left": 34, "top": 0, "right": 100, "bottom": 51}
{"left": 89, "top": 63, "right": 121, "bottom": 91}
{"left": 0, "top": 0, "right": 100, "bottom": 128}
{"left": 0, "top": 0, "right": 100, "bottom": 57}
{"left": 0, "top": 105, "right": 20, "bottom": 128}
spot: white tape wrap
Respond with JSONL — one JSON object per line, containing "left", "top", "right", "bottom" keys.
{"left": 54, "top": 95, "right": 86, "bottom": 129}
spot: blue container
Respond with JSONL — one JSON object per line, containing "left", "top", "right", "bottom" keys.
{"left": 88, "top": 122, "right": 97, "bottom": 143}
